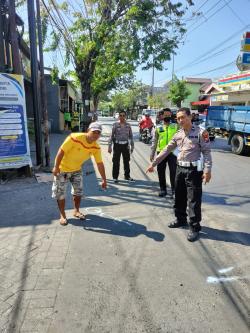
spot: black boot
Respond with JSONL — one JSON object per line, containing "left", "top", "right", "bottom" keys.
{"left": 125, "top": 177, "right": 135, "bottom": 182}
{"left": 169, "top": 188, "right": 175, "bottom": 199}
{"left": 158, "top": 189, "right": 167, "bottom": 197}
{"left": 187, "top": 223, "right": 201, "bottom": 242}
{"left": 168, "top": 220, "right": 188, "bottom": 228}
{"left": 187, "top": 230, "right": 200, "bottom": 242}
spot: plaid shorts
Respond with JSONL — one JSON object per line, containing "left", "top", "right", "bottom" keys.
{"left": 52, "top": 170, "right": 83, "bottom": 200}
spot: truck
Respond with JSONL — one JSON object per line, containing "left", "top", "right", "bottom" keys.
{"left": 206, "top": 105, "right": 250, "bottom": 155}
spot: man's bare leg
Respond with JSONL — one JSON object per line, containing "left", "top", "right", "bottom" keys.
{"left": 73, "top": 195, "right": 85, "bottom": 219}
{"left": 57, "top": 199, "right": 68, "bottom": 225}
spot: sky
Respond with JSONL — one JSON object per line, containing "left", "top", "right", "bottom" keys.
{"left": 17, "top": 0, "right": 250, "bottom": 87}
{"left": 136, "top": 0, "right": 250, "bottom": 87}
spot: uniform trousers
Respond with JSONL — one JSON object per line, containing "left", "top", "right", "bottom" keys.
{"left": 112, "top": 143, "right": 130, "bottom": 179}
{"left": 174, "top": 165, "right": 203, "bottom": 230}
{"left": 156, "top": 152, "right": 177, "bottom": 192}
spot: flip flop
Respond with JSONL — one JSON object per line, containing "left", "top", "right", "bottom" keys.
{"left": 60, "top": 218, "right": 68, "bottom": 226}
{"left": 73, "top": 212, "right": 86, "bottom": 220}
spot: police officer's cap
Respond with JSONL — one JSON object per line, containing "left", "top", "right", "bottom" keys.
{"left": 161, "top": 107, "right": 172, "bottom": 113}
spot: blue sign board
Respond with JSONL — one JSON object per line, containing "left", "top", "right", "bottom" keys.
{"left": 0, "top": 74, "right": 32, "bottom": 169}
{"left": 241, "top": 52, "right": 250, "bottom": 65}
{"left": 241, "top": 38, "right": 250, "bottom": 45}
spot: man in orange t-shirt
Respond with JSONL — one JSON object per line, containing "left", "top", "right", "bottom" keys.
{"left": 52, "top": 122, "right": 107, "bottom": 225}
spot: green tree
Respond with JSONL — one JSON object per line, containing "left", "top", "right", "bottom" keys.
{"left": 167, "top": 76, "right": 191, "bottom": 108}
{"left": 147, "top": 92, "right": 168, "bottom": 109}
{"left": 39, "top": 0, "right": 193, "bottom": 126}
{"left": 91, "top": 32, "right": 136, "bottom": 112}
{"left": 111, "top": 92, "right": 128, "bottom": 111}
{"left": 98, "top": 100, "right": 113, "bottom": 116}
{"left": 111, "top": 82, "right": 148, "bottom": 112}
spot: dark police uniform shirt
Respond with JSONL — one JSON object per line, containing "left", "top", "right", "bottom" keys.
{"left": 108, "top": 122, "right": 134, "bottom": 149}
{"left": 152, "top": 125, "right": 212, "bottom": 172}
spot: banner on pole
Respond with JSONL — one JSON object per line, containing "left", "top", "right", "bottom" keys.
{"left": 0, "top": 73, "right": 32, "bottom": 169}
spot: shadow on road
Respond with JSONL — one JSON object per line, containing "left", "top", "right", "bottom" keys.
{"left": 68, "top": 214, "right": 165, "bottom": 242}
{"left": 86, "top": 179, "right": 174, "bottom": 209}
{"left": 200, "top": 226, "right": 250, "bottom": 246}
{"left": 203, "top": 192, "right": 250, "bottom": 207}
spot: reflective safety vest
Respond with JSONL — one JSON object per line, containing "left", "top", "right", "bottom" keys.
{"left": 156, "top": 123, "right": 178, "bottom": 152}
{"left": 64, "top": 112, "right": 71, "bottom": 122}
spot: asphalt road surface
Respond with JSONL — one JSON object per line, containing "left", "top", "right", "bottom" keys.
{"left": 1, "top": 117, "right": 249, "bottom": 333}
{"left": 79, "top": 116, "right": 250, "bottom": 333}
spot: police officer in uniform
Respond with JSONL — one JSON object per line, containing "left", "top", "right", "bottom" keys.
{"left": 108, "top": 111, "right": 134, "bottom": 183}
{"left": 150, "top": 108, "right": 178, "bottom": 197}
{"left": 147, "top": 107, "right": 212, "bottom": 242}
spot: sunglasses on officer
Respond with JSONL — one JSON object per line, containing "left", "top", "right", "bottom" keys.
{"left": 119, "top": 114, "right": 126, "bottom": 117}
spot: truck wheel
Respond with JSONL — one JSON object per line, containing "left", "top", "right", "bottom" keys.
{"left": 231, "top": 134, "right": 245, "bottom": 155}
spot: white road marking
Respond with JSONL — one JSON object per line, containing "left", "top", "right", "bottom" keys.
{"left": 85, "top": 206, "right": 130, "bottom": 223}
{"left": 218, "top": 267, "right": 234, "bottom": 274}
{"left": 207, "top": 276, "right": 240, "bottom": 284}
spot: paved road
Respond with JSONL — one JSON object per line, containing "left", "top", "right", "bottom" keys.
{"left": 103, "top": 116, "right": 250, "bottom": 215}
{"left": 0, "top": 118, "right": 249, "bottom": 333}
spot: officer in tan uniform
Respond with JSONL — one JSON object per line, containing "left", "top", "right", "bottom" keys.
{"left": 146, "top": 107, "right": 212, "bottom": 242}
{"left": 108, "top": 110, "right": 134, "bottom": 183}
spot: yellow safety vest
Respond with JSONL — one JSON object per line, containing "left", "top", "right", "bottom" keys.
{"left": 157, "top": 123, "right": 178, "bottom": 152}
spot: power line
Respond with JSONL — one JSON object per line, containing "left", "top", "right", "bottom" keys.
{"left": 145, "top": 2, "right": 250, "bottom": 86}
{"left": 188, "top": 0, "right": 233, "bottom": 34}
{"left": 175, "top": 40, "right": 239, "bottom": 74}
{"left": 154, "top": 59, "right": 236, "bottom": 86}
{"left": 222, "top": 0, "right": 246, "bottom": 26}
{"left": 40, "top": 0, "right": 75, "bottom": 60}
{"left": 46, "top": 15, "right": 71, "bottom": 71}
{"left": 157, "top": 61, "right": 235, "bottom": 84}
{"left": 187, "top": 0, "right": 223, "bottom": 30}
{"left": 180, "top": 0, "right": 211, "bottom": 24}
{"left": 190, "top": 61, "right": 235, "bottom": 76}
{"left": 49, "top": 0, "right": 73, "bottom": 35}
{"left": 41, "top": 0, "right": 67, "bottom": 38}
{"left": 176, "top": 25, "right": 250, "bottom": 73}
{"left": 67, "top": 0, "right": 86, "bottom": 18}
{"left": 196, "top": 0, "right": 211, "bottom": 11}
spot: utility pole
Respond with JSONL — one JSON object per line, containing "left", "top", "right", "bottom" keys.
{"left": 3, "top": 3, "right": 11, "bottom": 72}
{"left": 151, "top": 61, "right": 155, "bottom": 97}
{"left": 36, "top": 0, "right": 50, "bottom": 167}
{"left": 171, "top": 53, "right": 175, "bottom": 83}
{"left": 0, "top": 1, "right": 5, "bottom": 72}
{"left": 8, "top": 0, "right": 22, "bottom": 73}
{"left": 27, "top": 0, "right": 43, "bottom": 166}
